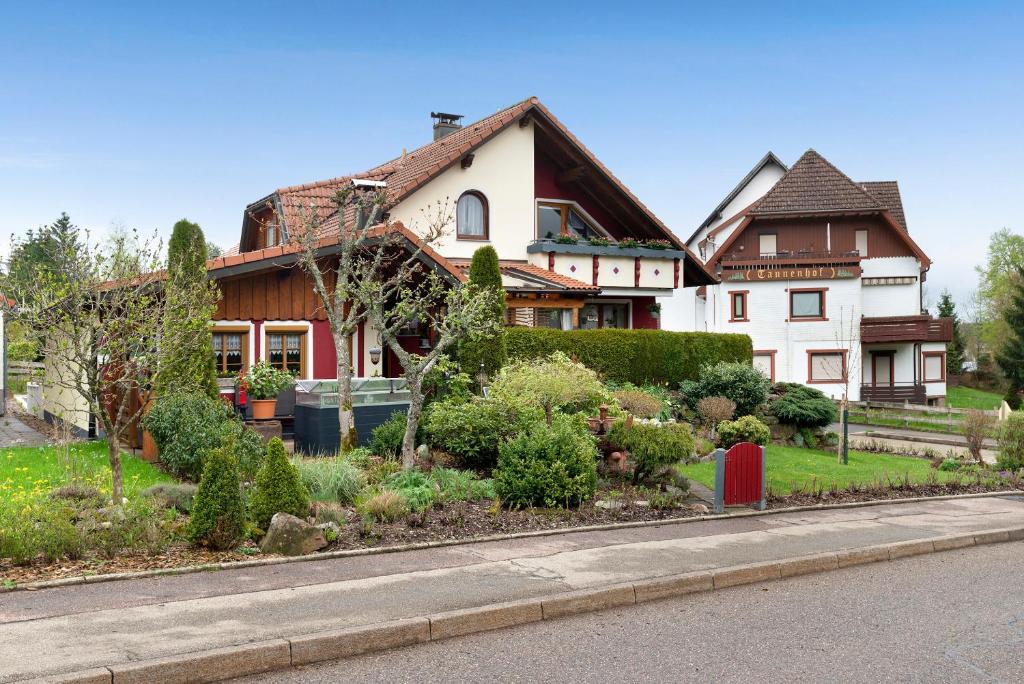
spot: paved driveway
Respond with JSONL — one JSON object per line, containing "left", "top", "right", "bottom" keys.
{"left": 0, "top": 412, "right": 50, "bottom": 447}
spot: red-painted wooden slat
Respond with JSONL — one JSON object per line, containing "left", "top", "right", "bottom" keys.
{"left": 724, "top": 442, "right": 763, "bottom": 506}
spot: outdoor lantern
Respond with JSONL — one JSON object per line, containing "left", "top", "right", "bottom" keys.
{"left": 478, "top": 362, "right": 488, "bottom": 392}
{"left": 368, "top": 347, "right": 381, "bottom": 366}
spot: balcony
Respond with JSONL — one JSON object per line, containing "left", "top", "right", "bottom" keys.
{"left": 526, "top": 239, "right": 685, "bottom": 291}
{"left": 720, "top": 249, "right": 862, "bottom": 268}
{"left": 860, "top": 383, "right": 927, "bottom": 404}
{"left": 861, "top": 315, "right": 953, "bottom": 344}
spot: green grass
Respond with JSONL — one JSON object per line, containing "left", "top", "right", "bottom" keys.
{"left": 677, "top": 444, "right": 960, "bottom": 495}
{"left": 947, "top": 386, "right": 1003, "bottom": 411}
{"left": 0, "top": 441, "right": 173, "bottom": 509}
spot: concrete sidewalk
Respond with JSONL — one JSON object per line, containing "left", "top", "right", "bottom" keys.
{"left": 4, "top": 495, "right": 1024, "bottom": 682}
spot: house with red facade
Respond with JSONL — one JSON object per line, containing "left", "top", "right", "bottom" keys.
{"left": 205, "top": 97, "right": 715, "bottom": 383}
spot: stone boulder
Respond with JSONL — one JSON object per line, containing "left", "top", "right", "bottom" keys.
{"left": 260, "top": 512, "right": 327, "bottom": 556}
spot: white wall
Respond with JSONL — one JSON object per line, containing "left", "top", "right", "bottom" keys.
{"left": 388, "top": 123, "right": 536, "bottom": 261}
{"left": 688, "top": 163, "right": 787, "bottom": 259}
{"left": 42, "top": 351, "right": 92, "bottom": 435}
{"left": 860, "top": 257, "right": 922, "bottom": 317}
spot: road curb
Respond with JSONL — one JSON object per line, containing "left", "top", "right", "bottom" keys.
{"left": 6, "top": 489, "right": 1020, "bottom": 594}
{"left": 26, "top": 524, "right": 1024, "bottom": 684}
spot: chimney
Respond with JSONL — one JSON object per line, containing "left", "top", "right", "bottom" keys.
{"left": 431, "top": 111, "right": 464, "bottom": 140}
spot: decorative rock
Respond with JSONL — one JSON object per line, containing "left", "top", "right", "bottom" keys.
{"left": 594, "top": 500, "right": 623, "bottom": 510}
{"left": 260, "top": 513, "right": 327, "bottom": 556}
{"left": 316, "top": 521, "right": 342, "bottom": 538}
{"left": 688, "top": 503, "right": 710, "bottom": 514}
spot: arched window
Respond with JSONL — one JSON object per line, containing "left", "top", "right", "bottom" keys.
{"left": 456, "top": 191, "right": 488, "bottom": 239}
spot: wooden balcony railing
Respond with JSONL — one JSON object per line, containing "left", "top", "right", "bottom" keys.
{"left": 861, "top": 316, "right": 953, "bottom": 344}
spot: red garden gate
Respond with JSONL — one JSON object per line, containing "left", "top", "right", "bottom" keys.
{"left": 713, "top": 442, "right": 766, "bottom": 513}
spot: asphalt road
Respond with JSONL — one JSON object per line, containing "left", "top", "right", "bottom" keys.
{"left": 236, "top": 541, "right": 1024, "bottom": 683}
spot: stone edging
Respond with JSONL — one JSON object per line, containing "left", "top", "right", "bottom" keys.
{"left": 5, "top": 490, "right": 1020, "bottom": 594}
{"left": 31, "top": 524, "right": 1024, "bottom": 683}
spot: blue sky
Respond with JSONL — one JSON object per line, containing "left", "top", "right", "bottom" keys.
{"left": 2, "top": 1, "right": 1021, "bottom": 311}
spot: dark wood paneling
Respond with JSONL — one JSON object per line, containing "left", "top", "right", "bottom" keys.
{"left": 238, "top": 278, "right": 252, "bottom": 320}
{"left": 729, "top": 215, "right": 914, "bottom": 259}
{"left": 266, "top": 273, "right": 280, "bottom": 320}
{"left": 214, "top": 265, "right": 331, "bottom": 323}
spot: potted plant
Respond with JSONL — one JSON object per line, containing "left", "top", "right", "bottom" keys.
{"left": 617, "top": 237, "right": 641, "bottom": 249}
{"left": 243, "top": 360, "right": 294, "bottom": 420}
{"left": 555, "top": 234, "right": 579, "bottom": 245}
{"left": 644, "top": 238, "right": 671, "bottom": 250}
{"left": 587, "top": 236, "right": 612, "bottom": 247}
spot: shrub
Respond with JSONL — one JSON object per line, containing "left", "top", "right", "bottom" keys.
{"left": 504, "top": 327, "right": 752, "bottom": 386}
{"left": 141, "top": 482, "right": 198, "bottom": 512}
{"left": 356, "top": 488, "right": 410, "bottom": 522}
{"left": 383, "top": 470, "right": 437, "bottom": 512}
{"left": 717, "top": 415, "right": 771, "bottom": 447}
{"left": 769, "top": 383, "right": 838, "bottom": 428}
{"left": 365, "top": 457, "right": 402, "bottom": 485}
{"left": 430, "top": 467, "right": 496, "bottom": 502}
{"left": 939, "top": 458, "right": 962, "bottom": 472}
{"left": 494, "top": 413, "right": 599, "bottom": 508}
{"left": 187, "top": 445, "right": 245, "bottom": 550}
{"left": 613, "top": 390, "right": 663, "bottom": 419}
{"left": 292, "top": 457, "right": 366, "bottom": 505}
{"left": 690, "top": 362, "right": 770, "bottom": 416}
{"left": 997, "top": 412, "right": 1024, "bottom": 471}
{"left": 697, "top": 396, "right": 735, "bottom": 431}
{"left": 370, "top": 412, "right": 407, "bottom": 459}
{"left": 144, "top": 392, "right": 237, "bottom": 481}
{"left": 250, "top": 438, "right": 310, "bottom": 529}
{"left": 606, "top": 421, "right": 695, "bottom": 482}
{"left": 963, "top": 409, "right": 997, "bottom": 463}
{"left": 424, "top": 397, "right": 538, "bottom": 469}
{"left": 490, "top": 352, "right": 612, "bottom": 425}
{"left": 0, "top": 501, "right": 82, "bottom": 565}
{"left": 77, "top": 498, "right": 173, "bottom": 559}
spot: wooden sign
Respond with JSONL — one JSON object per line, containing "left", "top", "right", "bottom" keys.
{"left": 723, "top": 266, "right": 861, "bottom": 282}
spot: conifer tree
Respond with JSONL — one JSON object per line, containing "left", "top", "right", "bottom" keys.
{"left": 936, "top": 290, "right": 965, "bottom": 376}
{"left": 996, "top": 268, "right": 1024, "bottom": 408}
{"left": 458, "top": 245, "right": 507, "bottom": 383}
{"left": 156, "top": 219, "right": 219, "bottom": 397}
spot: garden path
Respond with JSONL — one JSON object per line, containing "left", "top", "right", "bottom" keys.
{"left": 0, "top": 412, "right": 50, "bottom": 448}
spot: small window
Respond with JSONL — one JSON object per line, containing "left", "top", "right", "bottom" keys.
{"left": 855, "top": 229, "right": 868, "bottom": 257}
{"left": 266, "top": 331, "right": 305, "bottom": 376}
{"left": 212, "top": 331, "right": 248, "bottom": 377}
{"left": 808, "top": 351, "right": 846, "bottom": 383}
{"left": 753, "top": 351, "right": 775, "bottom": 382}
{"left": 456, "top": 191, "right": 488, "bottom": 239}
{"left": 759, "top": 233, "right": 777, "bottom": 257}
{"left": 580, "top": 303, "right": 629, "bottom": 329}
{"left": 730, "top": 291, "right": 748, "bottom": 322}
{"left": 923, "top": 352, "right": 946, "bottom": 382}
{"left": 790, "top": 289, "right": 826, "bottom": 320}
{"left": 266, "top": 224, "right": 278, "bottom": 248}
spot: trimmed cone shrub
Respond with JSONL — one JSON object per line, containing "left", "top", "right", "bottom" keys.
{"left": 717, "top": 415, "right": 771, "bottom": 447}
{"left": 768, "top": 383, "right": 838, "bottom": 428}
{"left": 606, "top": 421, "right": 695, "bottom": 482}
{"left": 249, "top": 438, "right": 310, "bottom": 529}
{"left": 494, "top": 413, "right": 598, "bottom": 508}
{"left": 458, "top": 245, "right": 507, "bottom": 382}
{"left": 187, "top": 446, "right": 245, "bottom": 550}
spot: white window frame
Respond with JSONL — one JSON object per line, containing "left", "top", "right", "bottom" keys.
{"left": 535, "top": 198, "right": 614, "bottom": 240}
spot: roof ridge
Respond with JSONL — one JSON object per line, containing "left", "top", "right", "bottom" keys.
{"left": 750, "top": 149, "right": 883, "bottom": 216}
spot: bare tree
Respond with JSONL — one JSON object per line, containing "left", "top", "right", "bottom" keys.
{"left": 828, "top": 304, "right": 862, "bottom": 464}
{"left": 358, "top": 267, "right": 502, "bottom": 469}
{"left": 10, "top": 227, "right": 219, "bottom": 501}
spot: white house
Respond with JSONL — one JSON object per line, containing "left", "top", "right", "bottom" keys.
{"left": 663, "top": 149, "right": 952, "bottom": 405}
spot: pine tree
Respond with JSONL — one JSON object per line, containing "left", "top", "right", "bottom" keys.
{"left": 155, "top": 219, "right": 219, "bottom": 398}
{"left": 996, "top": 269, "right": 1024, "bottom": 409}
{"left": 458, "top": 246, "right": 507, "bottom": 384}
{"left": 936, "top": 290, "right": 965, "bottom": 376}
{"left": 249, "top": 437, "right": 310, "bottom": 529}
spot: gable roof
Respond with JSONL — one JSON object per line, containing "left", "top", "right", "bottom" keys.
{"left": 750, "top": 149, "right": 883, "bottom": 217}
{"left": 859, "top": 180, "right": 907, "bottom": 231}
{"left": 685, "top": 151, "right": 788, "bottom": 245}
{"left": 708, "top": 149, "right": 930, "bottom": 268}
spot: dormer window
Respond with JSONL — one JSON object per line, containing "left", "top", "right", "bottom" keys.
{"left": 537, "top": 201, "right": 606, "bottom": 241}
{"left": 456, "top": 191, "right": 488, "bottom": 240}
{"left": 266, "top": 223, "right": 280, "bottom": 248}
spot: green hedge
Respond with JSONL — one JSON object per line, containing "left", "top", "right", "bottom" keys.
{"left": 504, "top": 328, "right": 752, "bottom": 387}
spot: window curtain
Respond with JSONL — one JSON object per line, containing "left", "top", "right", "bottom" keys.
{"left": 457, "top": 194, "right": 485, "bottom": 236}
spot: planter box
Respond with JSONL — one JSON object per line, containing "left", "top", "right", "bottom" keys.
{"left": 526, "top": 240, "right": 685, "bottom": 260}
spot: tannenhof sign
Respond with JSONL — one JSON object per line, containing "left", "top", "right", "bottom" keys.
{"left": 723, "top": 266, "right": 861, "bottom": 282}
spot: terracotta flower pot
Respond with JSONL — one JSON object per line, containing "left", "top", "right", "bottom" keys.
{"left": 251, "top": 399, "right": 278, "bottom": 420}
{"left": 141, "top": 399, "right": 159, "bottom": 462}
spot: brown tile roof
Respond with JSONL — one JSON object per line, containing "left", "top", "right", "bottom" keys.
{"left": 266, "top": 98, "right": 536, "bottom": 240}
{"left": 859, "top": 180, "right": 907, "bottom": 231}
{"left": 751, "top": 149, "right": 883, "bottom": 217}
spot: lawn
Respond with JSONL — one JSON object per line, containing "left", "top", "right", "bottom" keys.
{"left": 947, "top": 386, "right": 1003, "bottom": 411}
{"left": 677, "top": 444, "right": 960, "bottom": 495}
{"left": 0, "top": 441, "right": 173, "bottom": 508}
